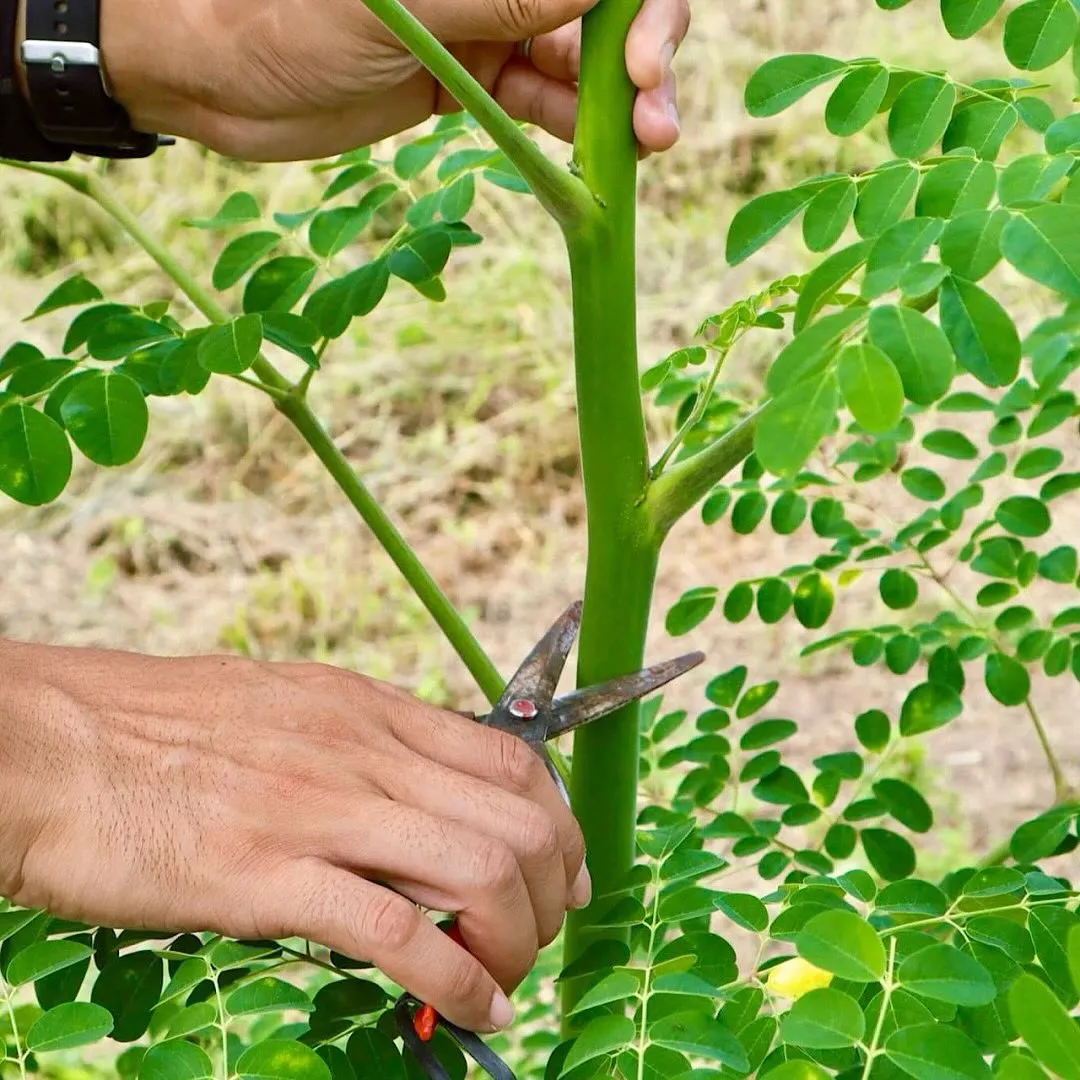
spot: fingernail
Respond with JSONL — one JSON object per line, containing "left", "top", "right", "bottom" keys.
{"left": 659, "top": 40, "right": 676, "bottom": 77}
{"left": 569, "top": 864, "right": 592, "bottom": 909}
{"left": 489, "top": 990, "right": 515, "bottom": 1031}
{"left": 666, "top": 98, "right": 681, "bottom": 135}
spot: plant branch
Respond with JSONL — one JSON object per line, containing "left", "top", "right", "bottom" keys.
{"left": 14, "top": 162, "right": 507, "bottom": 704}
{"left": 650, "top": 345, "right": 732, "bottom": 479}
{"left": 645, "top": 408, "right": 761, "bottom": 537}
{"left": 355, "top": 0, "right": 595, "bottom": 230}
{"left": 274, "top": 395, "right": 504, "bottom": 701}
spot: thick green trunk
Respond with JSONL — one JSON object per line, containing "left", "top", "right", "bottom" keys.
{"left": 559, "top": 0, "right": 656, "bottom": 1028}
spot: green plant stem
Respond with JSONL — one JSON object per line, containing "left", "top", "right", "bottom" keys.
{"left": 275, "top": 394, "right": 503, "bottom": 702}
{"left": 11, "top": 161, "right": 506, "bottom": 703}
{"left": 559, "top": 0, "right": 658, "bottom": 1029}
{"left": 646, "top": 409, "right": 761, "bottom": 537}
{"left": 355, "top": 0, "right": 595, "bottom": 229}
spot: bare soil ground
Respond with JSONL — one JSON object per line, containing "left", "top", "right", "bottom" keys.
{"left": 1, "top": 0, "right": 1077, "bottom": 878}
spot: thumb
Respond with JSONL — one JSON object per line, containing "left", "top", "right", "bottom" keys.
{"left": 405, "top": 0, "right": 600, "bottom": 44}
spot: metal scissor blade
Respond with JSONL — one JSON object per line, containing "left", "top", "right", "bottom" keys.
{"left": 545, "top": 651, "right": 705, "bottom": 740}
{"left": 493, "top": 600, "right": 582, "bottom": 713}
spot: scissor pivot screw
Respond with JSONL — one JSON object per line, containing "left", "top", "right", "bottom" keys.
{"left": 509, "top": 698, "right": 538, "bottom": 720}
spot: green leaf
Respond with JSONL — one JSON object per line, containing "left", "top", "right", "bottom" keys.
{"left": 827, "top": 64, "right": 889, "bottom": 135}
{"left": 561, "top": 1015, "right": 636, "bottom": 1074}
{"left": 803, "top": 180, "right": 858, "bottom": 252}
{"left": 186, "top": 192, "right": 261, "bottom": 230}
{"left": 27, "top": 274, "right": 103, "bottom": 320}
{"left": 25, "top": 1002, "right": 114, "bottom": 1053}
{"left": 885, "top": 1024, "right": 991, "bottom": 1080}
{"left": 901, "top": 467, "right": 947, "bottom": 501}
{"left": 308, "top": 208, "right": 370, "bottom": 259}
{"left": 897, "top": 943, "right": 996, "bottom": 1005}
{"left": 880, "top": 568, "right": 918, "bottom": 609}
{"left": 715, "top": 892, "right": 769, "bottom": 932}
{"left": 862, "top": 827, "right": 917, "bottom": 879}
{"left": 236, "top": 1041, "right": 332, "bottom": 1080}
{"left": 941, "top": 0, "right": 1005, "bottom": 38}
{"left": 916, "top": 159, "right": 996, "bottom": 218}
{"left": 243, "top": 256, "right": 317, "bottom": 313}
{"left": 856, "top": 709, "right": 891, "bottom": 752}
{"left": 888, "top": 76, "right": 956, "bottom": 158}
{"left": 1011, "top": 806, "right": 1075, "bottom": 861}
{"left": 59, "top": 371, "right": 148, "bottom": 468}
{"left": 874, "top": 777, "right": 933, "bottom": 832}
{"left": 793, "top": 573, "right": 834, "bottom": 629}
{"left": 796, "top": 910, "right": 886, "bottom": 982}
{"left": 0, "top": 404, "right": 72, "bottom": 506}
{"left": 7, "top": 941, "right": 92, "bottom": 987}
{"left": 226, "top": 977, "right": 313, "bottom": 1017}
{"left": 755, "top": 371, "right": 839, "bottom": 476}
{"left": 212, "top": 232, "right": 282, "bottom": 290}
{"left": 727, "top": 188, "right": 816, "bottom": 265}
{"left": 92, "top": 951, "right": 162, "bottom": 1042}
{"left": 900, "top": 681, "right": 962, "bottom": 736}
{"left": 855, "top": 163, "right": 919, "bottom": 238}
{"left": 837, "top": 343, "right": 904, "bottom": 433}
{"left": 867, "top": 306, "right": 955, "bottom": 404}
{"left": 1002, "top": 204, "right": 1080, "bottom": 300}
{"left": 388, "top": 227, "right": 453, "bottom": 283}
{"left": 197, "top": 315, "right": 263, "bottom": 375}
{"left": 768, "top": 309, "right": 866, "bottom": 394}
{"left": 943, "top": 100, "right": 1018, "bottom": 160}
{"left": 940, "top": 208, "right": 1008, "bottom": 282}
{"left": 1000, "top": 153, "right": 1073, "bottom": 207}
{"left": 140, "top": 1042, "right": 214, "bottom": 1080}
{"left": 761, "top": 1064, "right": 831, "bottom": 1080}
{"left": 923, "top": 429, "right": 978, "bottom": 459}
{"left": 1016, "top": 448, "right": 1064, "bottom": 479}
{"left": 666, "top": 588, "right": 718, "bottom": 636}
{"left": 794, "top": 240, "right": 872, "bottom": 332}
{"left": 863, "top": 217, "right": 945, "bottom": 298}
{"left": 996, "top": 495, "right": 1051, "bottom": 537}
{"left": 779, "top": 987, "right": 866, "bottom": 1048}
{"left": 744, "top": 54, "right": 848, "bottom": 117}
{"left": 648, "top": 1012, "right": 749, "bottom": 1071}
{"left": 985, "top": 652, "right": 1031, "bottom": 706}
{"left": 1004, "top": 0, "right": 1078, "bottom": 70}
{"left": 939, "top": 275, "right": 1020, "bottom": 387}
{"left": 1007, "top": 973, "right": 1080, "bottom": 1080}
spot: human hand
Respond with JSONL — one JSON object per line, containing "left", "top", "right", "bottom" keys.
{"left": 0, "top": 640, "right": 588, "bottom": 1033}
{"left": 96, "top": 0, "right": 690, "bottom": 161}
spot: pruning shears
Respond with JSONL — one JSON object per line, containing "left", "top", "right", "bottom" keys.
{"left": 394, "top": 600, "right": 705, "bottom": 1079}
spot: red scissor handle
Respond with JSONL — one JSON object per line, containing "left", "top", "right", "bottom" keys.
{"left": 414, "top": 922, "right": 469, "bottom": 1042}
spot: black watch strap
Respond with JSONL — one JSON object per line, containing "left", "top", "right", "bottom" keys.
{"left": 0, "top": 0, "right": 71, "bottom": 161}
{"left": 21, "top": 0, "right": 160, "bottom": 157}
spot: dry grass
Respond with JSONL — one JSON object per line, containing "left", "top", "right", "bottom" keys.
{"left": 1, "top": 0, "right": 1078, "bottom": 879}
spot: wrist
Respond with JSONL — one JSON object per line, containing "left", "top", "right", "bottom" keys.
{"left": 13, "top": 0, "right": 26, "bottom": 100}
{"left": 0, "top": 638, "right": 58, "bottom": 903}
{"left": 98, "top": 0, "right": 201, "bottom": 138}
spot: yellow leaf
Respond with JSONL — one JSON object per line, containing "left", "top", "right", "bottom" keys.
{"left": 765, "top": 957, "right": 834, "bottom": 999}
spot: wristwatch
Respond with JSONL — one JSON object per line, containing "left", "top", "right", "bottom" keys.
{"left": 19, "top": 0, "right": 164, "bottom": 158}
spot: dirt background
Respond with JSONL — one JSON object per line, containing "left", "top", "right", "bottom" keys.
{"left": 1, "top": 0, "right": 1078, "bottom": 880}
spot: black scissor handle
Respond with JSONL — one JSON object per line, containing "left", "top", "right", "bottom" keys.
{"left": 395, "top": 993, "right": 517, "bottom": 1080}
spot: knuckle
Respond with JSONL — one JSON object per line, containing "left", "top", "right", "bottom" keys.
{"left": 490, "top": 734, "right": 543, "bottom": 793}
{"left": 355, "top": 892, "right": 421, "bottom": 954}
{"left": 517, "top": 807, "right": 562, "bottom": 865}
{"left": 490, "top": 0, "right": 541, "bottom": 36}
{"left": 474, "top": 839, "right": 522, "bottom": 898}
{"left": 452, "top": 952, "right": 494, "bottom": 1009}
